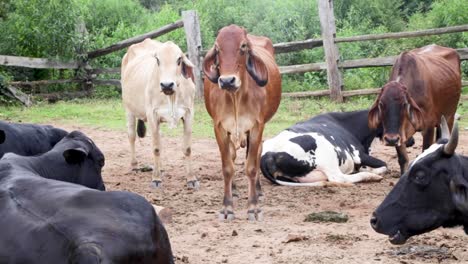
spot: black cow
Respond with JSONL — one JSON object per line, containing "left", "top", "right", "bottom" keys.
{"left": 0, "top": 121, "right": 68, "bottom": 158}
{"left": 371, "top": 118, "right": 468, "bottom": 245}
{"left": 1, "top": 130, "right": 106, "bottom": 191}
{"left": 260, "top": 110, "right": 388, "bottom": 186}
{"left": 0, "top": 138, "right": 173, "bottom": 263}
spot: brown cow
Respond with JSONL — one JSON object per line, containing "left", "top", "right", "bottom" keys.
{"left": 203, "top": 25, "right": 282, "bottom": 221}
{"left": 368, "top": 44, "right": 461, "bottom": 174}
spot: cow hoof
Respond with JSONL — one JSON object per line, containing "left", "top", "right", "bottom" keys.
{"left": 187, "top": 180, "right": 200, "bottom": 190}
{"left": 218, "top": 210, "right": 235, "bottom": 221}
{"left": 247, "top": 209, "right": 263, "bottom": 222}
{"left": 151, "top": 180, "right": 162, "bottom": 189}
{"left": 368, "top": 175, "right": 383, "bottom": 182}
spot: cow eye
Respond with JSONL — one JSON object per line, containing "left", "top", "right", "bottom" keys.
{"left": 154, "top": 56, "right": 160, "bottom": 66}
{"left": 412, "top": 170, "right": 429, "bottom": 187}
{"left": 177, "top": 57, "right": 182, "bottom": 66}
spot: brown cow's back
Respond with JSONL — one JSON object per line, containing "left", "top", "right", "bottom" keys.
{"left": 390, "top": 44, "right": 461, "bottom": 128}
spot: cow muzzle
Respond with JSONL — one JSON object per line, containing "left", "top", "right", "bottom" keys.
{"left": 160, "top": 82, "right": 175, "bottom": 95}
{"left": 383, "top": 134, "right": 401, "bottom": 146}
{"left": 218, "top": 75, "right": 240, "bottom": 92}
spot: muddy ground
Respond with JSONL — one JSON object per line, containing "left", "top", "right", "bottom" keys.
{"left": 59, "top": 123, "right": 468, "bottom": 264}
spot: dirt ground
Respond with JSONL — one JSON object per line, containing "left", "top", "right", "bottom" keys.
{"left": 58, "top": 123, "right": 468, "bottom": 264}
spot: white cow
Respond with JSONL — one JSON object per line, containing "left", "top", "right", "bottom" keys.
{"left": 121, "top": 38, "right": 198, "bottom": 189}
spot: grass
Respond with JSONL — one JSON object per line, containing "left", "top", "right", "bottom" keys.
{"left": 1, "top": 95, "right": 468, "bottom": 138}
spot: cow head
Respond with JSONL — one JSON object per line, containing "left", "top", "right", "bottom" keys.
{"left": 154, "top": 41, "right": 194, "bottom": 95}
{"left": 368, "top": 81, "right": 424, "bottom": 146}
{"left": 371, "top": 118, "right": 468, "bottom": 244}
{"left": 203, "top": 24, "right": 269, "bottom": 92}
{"left": 58, "top": 131, "right": 106, "bottom": 191}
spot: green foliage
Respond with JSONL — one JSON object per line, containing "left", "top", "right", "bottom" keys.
{"left": 0, "top": 0, "right": 81, "bottom": 58}
{"left": 0, "top": 0, "right": 466, "bottom": 96}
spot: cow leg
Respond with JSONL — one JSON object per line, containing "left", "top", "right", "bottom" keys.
{"left": 183, "top": 114, "right": 198, "bottom": 190}
{"left": 125, "top": 110, "right": 138, "bottom": 168}
{"left": 215, "top": 125, "right": 235, "bottom": 221}
{"left": 229, "top": 141, "right": 240, "bottom": 198}
{"left": 359, "top": 154, "right": 387, "bottom": 175}
{"left": 396, "top": 145, "right": 409, "bottom": 174}
{"left": 255, "top": 143, "right": 264, "bottom": 200}
{"left": 246, "top": 124, "right": 264, "bottom": 221}
{"left": 422, "top": 127, "right": 435, "bottom": 150}
{"left": 149, "top": 117, "right": 163, "bottom": 188}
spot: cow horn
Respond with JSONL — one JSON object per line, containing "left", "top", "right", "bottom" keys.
{"left": 440, "top": 116, "right": 450, "bottom": 140}
{"left": 443, "top": 121, "right": 458, "bottom": 156}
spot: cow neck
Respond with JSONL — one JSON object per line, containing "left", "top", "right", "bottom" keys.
{"left": 228, "top": 91, "right": 241, "bottom": 142}
{"left": 19, "top": 153, "right": 74, "bottom": 182}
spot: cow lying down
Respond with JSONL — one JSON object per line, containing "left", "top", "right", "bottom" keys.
{"left": 0, "top": 133, "right": 173, "bottom": 263}
{"left": 0, "top": 130, "right": 106, "bottom": 190}
{"left": 261, "top": 110, "right": 388, "bottom": 186}
{"left": 0, "top": 121, "right": 68, "bottom": 158}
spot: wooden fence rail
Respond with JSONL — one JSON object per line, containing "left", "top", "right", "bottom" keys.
{"left": 0, "top": 55, "right": 81, "bottom": 69}
{"left": 279, "top": 48, "right": 468, "bottom": 74}
{"left": 87, "top": 20, "right": 184, "bottom": 59}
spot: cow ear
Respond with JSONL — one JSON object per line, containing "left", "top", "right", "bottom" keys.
{"left": 368, "top": 95, "right": 382, "bottom": 130}
{"left": 0, "top": 130, "right": 5, "bottom": 144}
{"left": 63, "top": 148, "right": 88, "bottom": 164}
{"left": 450, "top": 178, "right": 468, "bottom": 215}
{"left": 407, "top": 95, "right": 424, "bottom": 131}
{"left": 203, "top": 47, "right": 220, "bottom": 83}
{"left": 246, "top": 49, "right": 268, "bottom": 87}
{"left": 181, "top": 54, "right": 195, "bottom": 82}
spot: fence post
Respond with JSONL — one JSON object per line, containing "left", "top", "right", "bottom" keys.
{"left": 182, "top": 10, "right": 203, "bottom": 98}
{"left": 75, "top": 20, "right": 93, "bottom": 96}
{"left": 318, "top": 0, "right": 343, "bottom": 102}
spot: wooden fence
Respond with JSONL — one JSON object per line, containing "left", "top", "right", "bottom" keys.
{"left": 0, "top": 1, "right": 467, "bottom": 105}
{"left": 0, "top": 10, "right": 203, "bottom": 105}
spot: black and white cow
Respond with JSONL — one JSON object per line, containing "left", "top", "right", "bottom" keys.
{"left": 0, "top": 121, "right": 68, "bottom": 158}
{"left": 0, "top": 130, "right": 106, "bottom": 190}
{"left": 0, "top": 133, "right": 173, "bottom": 263}
{"left": 260, "top": 110, "right": 388, "bottom": 186}
{"left": 371, "top": 118, "right": 468, "bottom": 245}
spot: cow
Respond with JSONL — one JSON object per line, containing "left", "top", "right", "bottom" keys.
{"left": 368, "top": 44, "right": 461, "bottom": 174}
{"left": 0, "top": 130, "right": 106, "bottom": 190}
{"left": 0, "top": 121, "right": 68, "bottom": 158}
{"left": 203, "top": 25, "right": 282, "bottom": 221}
{"left": 261, "top": 110, "right": 387, "bottom": 186}
{"left": 0, "top": 149, "right": 173, "bottom": 263}
{"left": 121, "top": 38, "right": 197, "bottom": 189}
{"left": 370, "top": 119, "right": 468, "bottom": 245}
{"left": 371, "top": 117, "right": 468, "bottom": 245}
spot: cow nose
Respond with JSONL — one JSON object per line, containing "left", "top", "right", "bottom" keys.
{"left": 370, "top": 212, "right": 379, "bottom": 230}
{"left": 384, "top": 135, "right": 400, "bottom": 146}
{"left": 160, "top": 82, "right": 175, "bottom": 95}
{"left": 219, "top": 76, "right": 236, "bottom": 89}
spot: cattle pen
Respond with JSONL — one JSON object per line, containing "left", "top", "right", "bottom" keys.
{"left": 0, "top": 1, "right": 467, "bottom": 105}
{"left": 2, "top": 1, "right": 468, "bottom": 263}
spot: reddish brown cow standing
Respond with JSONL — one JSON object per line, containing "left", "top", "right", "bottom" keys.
{"left": 203, "top": 25, "right": 281, "bottom": 221}
{"left": 368, "top": 44, "right": 461, "bottom": 174}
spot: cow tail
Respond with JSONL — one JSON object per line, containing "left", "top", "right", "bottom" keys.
{"left": 137, "top": 119, "right": 146, "bottom": 138}
{"left": 260, "top": 153, "right": 279, "bottom": 185}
